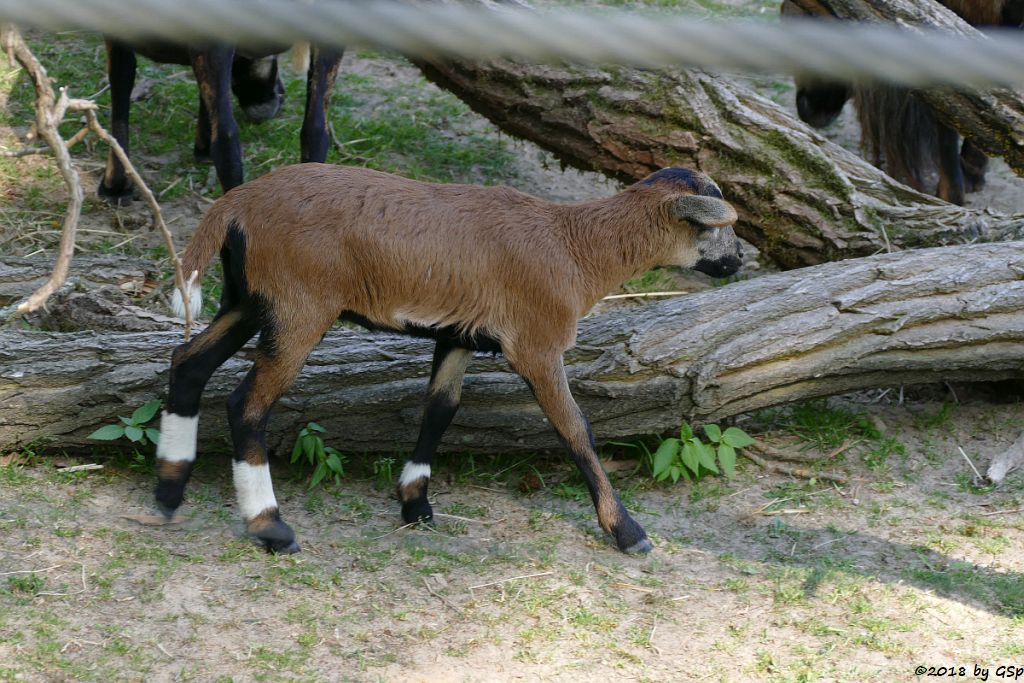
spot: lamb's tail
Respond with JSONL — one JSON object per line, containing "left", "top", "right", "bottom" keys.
{"left": 170, "top": 200, "right": 237, "bottom": 319}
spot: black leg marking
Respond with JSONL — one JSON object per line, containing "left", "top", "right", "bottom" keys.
{"left": 399, "top": 342, "right": 472, "bottom": 524}
{"left": 99, "top": 40, "right": 137, "bottom": 203}
{"left": 514, "top": 354, "right": 651, "bottom": 554}
{"left": 300, "top": 45, "right": 342, "bottom": 164}
{"left": 155, "top": 310, "right": 258, "bottom": 516}
{"left": 191, "top": 47, "right": 244, "bottom": 192}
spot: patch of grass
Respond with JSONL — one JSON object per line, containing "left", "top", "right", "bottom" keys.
{"left": 905, "top": 562, "right": 1024, "bottom": 617}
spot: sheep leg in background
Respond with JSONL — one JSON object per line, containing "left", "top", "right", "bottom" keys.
{"left": 512, "top": 352, "right": 652, "bottom": 554}
{"left": 300, "top": 45, "right": 343, "bottom": 163}
{"left": 190, "top": 46, "right": 244, "bottom": 191}
{"left": 98, "top": 40, "right": 137, "bottom": 203}
{"left": 397, "top": 342, "right": 473, "bottom": 524}
{"left": 935, "top": 121, "right": 966, "bottom": 205}
{"left": 960, "top": 137, "right": 989, "bottom": 192}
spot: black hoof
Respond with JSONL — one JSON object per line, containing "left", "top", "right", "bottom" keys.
{"left": 98, "top": 183, "right": 134, "bottom": 206}
{"left": 193, "top": 147, "right": 212, "bottom": 165}
{"left": 252, "top": 518, "right": 300, "bottom": 554}
{"left": 401, "top": 499, "right": 434, "bottom": 525}
{"left": 154, "top": 482, "right": 185, "bottom": 518}
{"left": 623, "top": 537, "right": 654, "bottom": 555}
{"left": 613, "top": 516, "right": 652, "bottom": 555}
{"left": 265, "top": 538, "right": 301, "bottom": 555}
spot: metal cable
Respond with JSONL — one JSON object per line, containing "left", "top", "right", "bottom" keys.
{"left": 2, "top": 0, "right": 1024, "bottom": 87}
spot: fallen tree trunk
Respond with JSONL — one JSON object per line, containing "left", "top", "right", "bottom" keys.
{"left": 412, "top": 1, "right": 1024, "bottom": 269}
{"left": 0, "top": 254, "right": 161, "bottom": 306}
{"left": 2, "top": 242, "right": 1022, "bottom": 455}
{"left": 789, "top": 0, "right": 1024, "bottom": 173}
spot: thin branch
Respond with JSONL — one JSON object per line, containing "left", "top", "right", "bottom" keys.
{"left": 0, "top": 25, "right": 193, "bottom": 340}
{"left": 83, "top": 109, "right": 194, "bottom": 340}
{"left": 742, "top": 448, "right": 849, "bottom": 485}
{"left": 0, "top": 26, "right": 83, "bottom": 318}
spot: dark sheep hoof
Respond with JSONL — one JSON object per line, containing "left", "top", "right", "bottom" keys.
{"left": 622, "top": 538, "right": 654, "bottom": 555}
{"left": 252, "top": 518, "right": 300, "bottom": 554}
{"left": 613, "top": 516, "right": 652, "bottom": 554}
{"left": 97, "top": 184, "right": 134, "bottom": 206}
{"left": 401, "top": 500, "right": 434, "bottom": 525}
{"left": 265, "top": 538, "right": 301, "bottom": 555}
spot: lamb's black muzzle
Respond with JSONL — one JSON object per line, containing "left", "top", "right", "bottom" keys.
{"left": 694, "top": 252, "right": 742, "bottom": 278}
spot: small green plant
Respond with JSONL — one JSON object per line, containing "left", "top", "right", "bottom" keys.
{"left": 87, "top": 399, "right": 161, "bottom": 446}
{"left": 290, "top": 422, "right": 347, "bottom": 489}
{"left": 373, "top": 457, "right": 396, "bottom": 488}
{"left": 651, "top": 422, "right": 754, "bottom": 483}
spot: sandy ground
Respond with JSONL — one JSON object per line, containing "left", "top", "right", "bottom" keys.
{"left": 1, "top": 45, "right": 1024, "bottom": 683}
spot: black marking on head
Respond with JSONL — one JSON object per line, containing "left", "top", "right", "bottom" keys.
{"left": 641, "top": 168, "right": 723, "bottom": 199}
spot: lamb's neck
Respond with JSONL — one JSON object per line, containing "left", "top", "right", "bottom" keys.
{"left": 557, "top": 193, "right": 672, "bottom": 306}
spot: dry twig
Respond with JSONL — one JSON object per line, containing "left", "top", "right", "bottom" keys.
{"left": 742, "top": 448, "right": 849, "bottom": 485}
{"left": 0, "top": 25, "right": 193, "bottom": 338}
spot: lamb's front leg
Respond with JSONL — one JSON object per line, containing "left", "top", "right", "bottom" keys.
{"left": 398, "top": 342, "right": 473, "bottom": 523}
{"left": 513, "top": 352, "right": 652, "bottom": 554}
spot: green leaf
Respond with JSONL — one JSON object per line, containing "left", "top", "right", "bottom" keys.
{"left": 314, "top": 439, "right": 326, "bottom": 463}
{"left": 670, "top": 465, "right": 681, "bottom": 483}
{"left": 307, "top": 422, "right": 327, "bottom": 433}
{"left": 131, "top": 399, "right": 162, "bottom": 426}
{"left": 718, "top": 443, "right": 737, "bottom": 478}
{"left": 695, "top": 440, "right": 719, "bottom": 474}
{"left": 722, "top": 427, "right": 755, "bottom": 449}
{"left": 120, "top": 416, "right": 134, "bottom": 426}
{"left": 302, "top": 434, "right": 318, "bottom": 465}
{"left": 124, "top": 426, "right": 144, "bottom": 443}
{"left": 291, "top": 436, "right": 303, "bottom": 464}
{"left": 704, "top": 424, "right": 722, "bottom": 443}
{"left": 310, "top": 461, "right": 328, "bottom": 488}
{"left": 680, "top": 441, "right": 700, "bottom": 476}
{"left": 145, "top": 428, "right": 161, "bottom": 445}
{"left": 679, "top": 422, "right": 693, "bottom": 441}
{"left": 88, "top": 424, "right": 125, "bottom": 441}
{"left": 326, "top": 452, "right": 344, "bottom": 476}
{"left": 652, "top": 438, "right": 680, "bottom": 478}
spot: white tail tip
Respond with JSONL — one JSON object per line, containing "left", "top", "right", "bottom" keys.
{"left": 171, "top": 270, "right": 203, "bottom": 319}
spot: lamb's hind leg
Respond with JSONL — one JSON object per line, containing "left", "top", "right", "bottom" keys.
{"left": 399, "top": 342, "right": 473, "bottom": 523}
{"left": 512, "top": 352, "right": 652, "bottom": 554}
{"left": 156, "top": 309, "right": 258, "bottom": 517}
{"left": 227, "top": 319, "right": 333, "bottom": 553}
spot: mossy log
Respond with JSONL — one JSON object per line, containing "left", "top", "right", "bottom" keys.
{"left": 412, "top": 1, "right": 1024, "bottom": 269}
{"left": 789, "top": 0, "right": 1024, "bottom": 174}
{"left": 2, "top": 243, "right": 1022, "bottom": 456}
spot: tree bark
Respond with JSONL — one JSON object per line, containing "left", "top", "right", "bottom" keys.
{"left": 0, "top": 255, "right": 161, "bottom": 307}
{"left": 410, "top": 1, "right": 1024, "bottom": 269}
{"left": 2, "top": 242, "right": 1022, "bottom": 455}
{"left": 789, "top": 0, "right": 1024, "bottom": 173}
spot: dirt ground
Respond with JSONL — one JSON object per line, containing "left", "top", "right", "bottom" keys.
{"left": 2, "top": 26, "right": 1024, "bottom": 683}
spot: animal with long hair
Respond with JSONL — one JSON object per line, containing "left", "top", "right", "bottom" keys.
{"left": 781, "top": 0, "right": 1023, "bottom": 205}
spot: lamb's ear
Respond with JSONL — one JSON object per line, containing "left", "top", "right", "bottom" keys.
{"left": 673, "top": 195, "right": 737, "bottom": 228}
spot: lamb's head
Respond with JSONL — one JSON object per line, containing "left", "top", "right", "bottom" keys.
{"left": 642, "top": 168, "right": 743, "bottom": 278}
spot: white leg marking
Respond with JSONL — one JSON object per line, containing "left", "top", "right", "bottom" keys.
{"left": 399, "top": 462, "right": 431, "bottom": 487}
{"left": 233, "top": 462, "right": 279, "bottom": 520}
{"left": 156, "top": 412, "right": 199, "bottom": 463}
{"left": 170, "top": 270, "right": 203, "bottom": 319}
